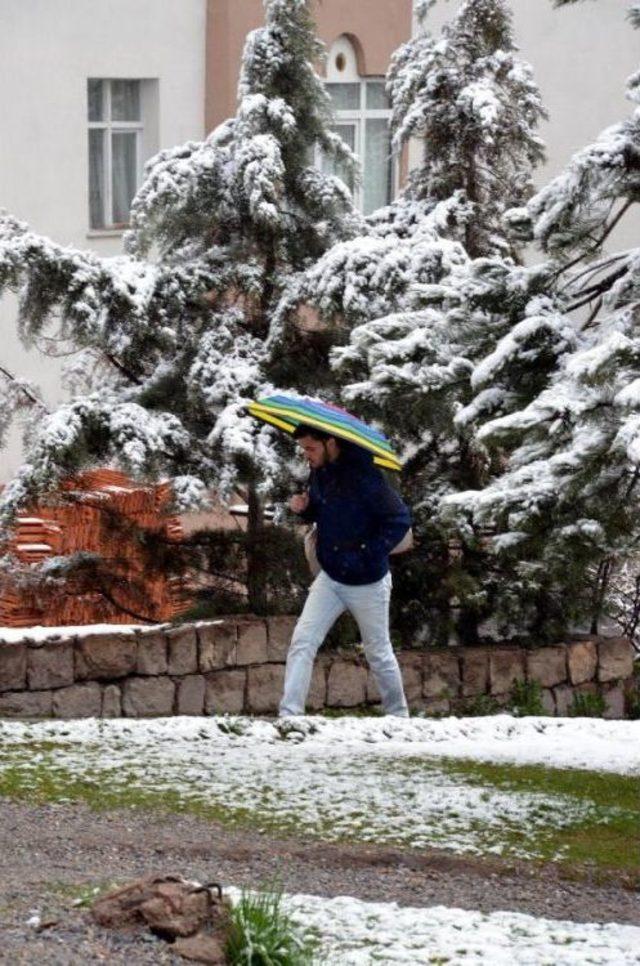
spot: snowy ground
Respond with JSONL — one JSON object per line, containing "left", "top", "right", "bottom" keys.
{"left": 2, "top": 714, "right": 639, "bottom": 963}
{"left": 225, "top": 889, "right": 640, "bottom": 965}
{"left": 1, "top": 715, "right": 638, "bottom": 860}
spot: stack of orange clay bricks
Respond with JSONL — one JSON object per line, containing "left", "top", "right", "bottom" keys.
{"left": 0, "top": 469, "right": 185, "bottom": 627}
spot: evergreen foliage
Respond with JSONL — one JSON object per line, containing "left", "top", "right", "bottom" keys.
{"left": 306, "top": 0, "right": 548, "bottom": 644}
{"left": 443, "top": 8, "right": 640, "bottom": 639}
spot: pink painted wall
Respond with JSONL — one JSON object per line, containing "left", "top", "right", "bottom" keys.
{"left": 205, "top": 0, "right": 412, "bottom": 132}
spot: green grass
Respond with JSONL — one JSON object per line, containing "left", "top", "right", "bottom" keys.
{"left": 509, "top": 680, "right": 546, "bottom": 717}
{"left": 0, "top": 752, "right": 266, "bottom": 828}
{"left": 225, "top": 886, "right": 320, "bottom": 965}
{"left": 568, "top": 691, "right": 606, "bottom": 718}
{"left": 398, "top": 756, "right": 640, "bottom": 883}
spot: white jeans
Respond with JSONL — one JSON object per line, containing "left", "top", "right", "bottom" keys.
{"left": 279, "top": 569, "right": 409, "bottom": 717}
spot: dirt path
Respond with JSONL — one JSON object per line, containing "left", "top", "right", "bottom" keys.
{"left": 0, "top": 799, "right": 638, "bottom": 963}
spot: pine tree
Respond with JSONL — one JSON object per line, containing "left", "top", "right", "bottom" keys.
{"left": 377, "top": 0, "right": 546, "bottom": 256}
{"left": 285, "top": 0, "right": 547, "bottom": 644}
{"left": 0, "top": 0, "right": 360, "bottom": 614}
{"left": 443, "top": 5, "right": 640, "bottom": 639}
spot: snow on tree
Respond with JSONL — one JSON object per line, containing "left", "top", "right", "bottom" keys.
{"left": 0, "top": 0, "right": 361, "bottom": 613}
{"left": 442, "top": 7, "right": 640, "bottom": 639}
{"left": 282, "top": 0, "right": 547, "bottom": 645}
{"left": 274, "top": 0, "right": 546, "bottom": 376}
{"left": 375, "top": 0, "right": 546, "bottom": 257}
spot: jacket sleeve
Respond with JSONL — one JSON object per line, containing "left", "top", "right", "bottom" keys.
{"left": 362, "top": 472, "right": 411, "bottom": 553}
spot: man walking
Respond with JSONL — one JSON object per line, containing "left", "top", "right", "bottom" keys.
{"left": 279, "top": 424, "right": 412, "bottom": 717}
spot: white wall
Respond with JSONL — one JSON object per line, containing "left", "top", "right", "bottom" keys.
{"left": 410, "top": 0, "right": 640, "bottom": 249}
{"left": 0, "top": 0, "right": 206, "bottom": 478}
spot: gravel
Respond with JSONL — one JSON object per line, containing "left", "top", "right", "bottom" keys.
{"left": 0, "top": 799, "right": 638, "bottom": 963}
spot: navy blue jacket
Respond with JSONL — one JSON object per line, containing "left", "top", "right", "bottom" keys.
{"left": 296, "top": 444, "right": 411, "bottom": 585}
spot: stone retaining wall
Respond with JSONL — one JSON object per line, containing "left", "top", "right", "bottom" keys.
{"left": 0, "top": 618, "right": 636, "bottom": 719}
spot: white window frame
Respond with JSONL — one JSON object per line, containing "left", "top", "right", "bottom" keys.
{"left": 87, "top": 79, "right": 144, "bottom": 232}
{"left": 321, "top": 78, "right": 396, "bottom": 214}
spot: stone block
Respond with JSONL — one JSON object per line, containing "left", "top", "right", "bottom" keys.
{"left": 461, "top": 648, "right": 489, "bottom": 697}
{"left": 327, "top": 660, "right": 367, "bottom": 707}
{"left": 0, "top": 643, "right": 27, "bottom": 692}
{"left": 552, "top": 684, "right": 574, "bottom": 717}
{"left": 540, "top": 688, "right": 556, "bottom": 716}
{"left": 122, "top": 677, "right": 175, "bottom": 717}
{"left": 53, "top": 682, "right": 101, "bottom": 719}
{"left": 398, "top": 652, "right": 423, "bottom": 705}
{"left": 526, "top": 646, "right": 567, "bottom": 689}
{"left": 204, "top": 670, "right": 246, "bottom": 715}
{"left": 0, "top": 689, "right": 52, "bottom": 718}
{"left": 75, "top": 633, "right": 137, "bottom": 681}
{"left": 598, "top": 637, "right": 634, "bottom": 683}
{"left": 307, "top": 659, "right": 328, "bottom": 711}
{"left": 423, "top": 651, "right": 460, "bottom": 700}
{"left": 489, "top": 648, "right": 525, "bottom": 695}
{"left": 567, "top": 640, "right": 598, "bottom": 685}
{"left": 166, "top": 626, "right": 198, "bottom": 676}
{"left": 574, "top": 681, "right": 598, "bottom": 697}
{"left": 266, "top": 616, "right": 297, "bottom": 662}
{"left": 28, "top": 641, "right": 75, "bottom": 690}
{"left": 602, "top": 682, "right": 626, "bottom": 720}
{"left": 136, "top": 631, "right": 168, "bottom": 676}
{"left": 176, "top": 675, "right": 206, "bottom": 715}
{"left": 246, "top": 664, "right": 286, "bottom": 714}
{"left": 236, "top": 620, "right": 269, "bottom": 666}
{"left": 198, "top": 622, "right": 237, "bottom": 672}
{"left": 102, "top": 684, "right": 122, "bottom": 718}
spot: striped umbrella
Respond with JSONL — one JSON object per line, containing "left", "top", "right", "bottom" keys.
{"left": 247, "top": 394, "right": 402, "bottom": 472}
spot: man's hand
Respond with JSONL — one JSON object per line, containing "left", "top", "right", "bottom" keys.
{"left": 289, "top": 492, "right": 310, "bottom": 514}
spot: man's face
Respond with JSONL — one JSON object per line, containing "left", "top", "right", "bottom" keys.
{"left": 297, "top": 435, "right": 338, "bottom": 469}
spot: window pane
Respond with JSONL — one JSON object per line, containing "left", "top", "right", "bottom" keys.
{"left": 366, "top": 81, "right": 390, "bottom": 110}
{"left": 111, "top": 80, "right": 140, "bottom": 121}
{"left": 326, "top": 83, "right": 360, "bottom": 111}
{"left": 88, "top": 128, "right": 105, "bottom": 228}
{"left": 87, "top": 79, "right": 103, "bottom": 121}
{"left": 364, "top": 118, "right": 392, "bottom": 215}
{"left": 322, "top": 124, "right": 356, "bottom": 193}
{"left": 111, "top": 131, "right": 137, "bottom": 225}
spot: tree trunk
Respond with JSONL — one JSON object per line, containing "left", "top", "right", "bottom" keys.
{"left": 246, "top": 482, "right": 268, "bottom": 615}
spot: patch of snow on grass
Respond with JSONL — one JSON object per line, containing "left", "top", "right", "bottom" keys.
{"left": 1, "top": 715, "right": 637, "bottom": 860}
{"left": 241, "top": 889, "right": 640, "bottom": 965}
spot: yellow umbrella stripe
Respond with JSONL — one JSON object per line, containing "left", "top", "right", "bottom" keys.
{"left": 248, "top": 402, "right": 400, "bottom": 466}
{"left": 248, "top": 408, "right": 297, "bottom": 434}
{"left": 374, "top": 456, "right": 403, "bottom": 471}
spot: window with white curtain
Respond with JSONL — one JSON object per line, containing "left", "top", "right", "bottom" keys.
{"left": 87, "top": 79, "right": 144, "bottom": 231}
{"left": 318, "top": 37, "right": 395, "bottom": 216}
{"left": 323, "top": 79, "right": 393, "bottom": 215}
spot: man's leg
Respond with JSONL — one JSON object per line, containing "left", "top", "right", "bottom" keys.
{"left": 341, "top": 572, "right": 409, "bottom": 717}
{"left": 279, "top": 571, "right": 345, "bottom": 716}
